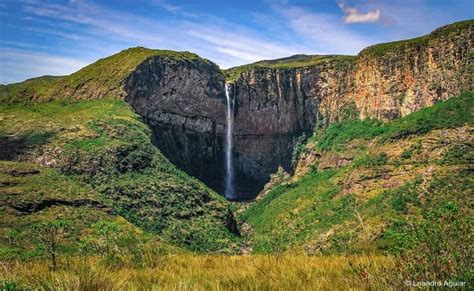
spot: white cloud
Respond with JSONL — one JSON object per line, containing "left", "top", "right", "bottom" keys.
{"left": 338, "top": 1, "right": 381, "bottom": 24}
{"left": 185, "top": 24, "right": 306, "bottom": 67}
{"left": 16, "top": 0, "right": 308, "bottom": 71}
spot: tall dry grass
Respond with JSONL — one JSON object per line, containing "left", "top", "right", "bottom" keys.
{"left": 1, "top": 254, "right": 394, "bottom": 290}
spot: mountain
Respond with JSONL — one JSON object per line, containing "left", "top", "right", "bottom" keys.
{"left": 0, "top": 19, "right": 472, "bottom": 257}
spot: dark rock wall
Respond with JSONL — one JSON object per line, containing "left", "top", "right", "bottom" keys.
{"left": 125, "top": 56, "right": 228, "bottom": 193}
{"left": 230, "top": 68, "right": 320, "bottom": 197}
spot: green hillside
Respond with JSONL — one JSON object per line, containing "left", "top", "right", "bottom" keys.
{"left": 0, "top": 47, "right": 205, "bottom": 103}
{"left": 239, "top": 91, "right": 473, "bottom": 255}
{"left": 0, "top": 98, "right": 240, "bottom": 257}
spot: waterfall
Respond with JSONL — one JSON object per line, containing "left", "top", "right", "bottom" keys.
{"left": 224, "top": 83, "right": 235, "bottom": 199}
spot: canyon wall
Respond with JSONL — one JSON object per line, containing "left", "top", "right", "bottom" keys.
{"left": 229, "top": 61, "right": 351, "bottom": 197}
{"left": 347, "top": 22, "right": 473, "bottom": 120}
{"left": 229, "top": 22, "right": 472, "bottom": 198}
{"left": 121, "top": 21, "right": 472, "bottom": 199}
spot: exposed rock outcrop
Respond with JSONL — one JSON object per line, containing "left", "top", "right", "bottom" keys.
{"left": 348, "top": 22, "right": 473, "bottom": 120}
{"left": 229, "top": 60, "right": 352, "bottom": 196}
{"left": 226, "top": 20, "right": 472, "bottom": 198}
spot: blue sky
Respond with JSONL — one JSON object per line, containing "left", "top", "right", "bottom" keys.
{"left": 0, "top": 0, "right": 472, "bottom": 84}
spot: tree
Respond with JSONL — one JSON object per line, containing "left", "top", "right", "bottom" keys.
{"left": 33, "top": 219, "right": 72, "bottom": 269}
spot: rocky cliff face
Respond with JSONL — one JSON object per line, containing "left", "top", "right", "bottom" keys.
{"left": 347, "top": 22, "right": 473, "bottom": 120}
{"left": 229, "top": 60, "right": 351, "bottom": 197}
{"left": 125, "top": 56, "right": 228, "bottom": 193}
{"left": 122, "top": 21, "right": 472, "bottom": 199}
{"left": 224, "top": 21, "right": 472, "bottom": 198}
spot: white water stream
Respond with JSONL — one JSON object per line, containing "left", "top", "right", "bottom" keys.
{"left": 224, "top": 83, "right": 235, "bottom": 199}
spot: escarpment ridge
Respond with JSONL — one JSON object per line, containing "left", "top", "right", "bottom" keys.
{"left": 2, "top": 19, "right": 472, "bottom": 199}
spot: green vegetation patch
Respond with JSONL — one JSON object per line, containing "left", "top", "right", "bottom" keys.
{"left": 239, "top": 169, "right": 355, "bottom": 253}
{"left": 0, "top": 98, "right": 240, "bottom": 253}
{"left": 312, "top": 91, "right": 473, "bottom": 151}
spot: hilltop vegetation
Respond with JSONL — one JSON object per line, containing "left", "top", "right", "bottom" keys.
{"left": 224, "top": 54, "right": 354, "bottom": 81}
{"left": 0, "top": 47, "right": 205, "bottom": 103}
{"left": 360, "top": 19, "right": 473, "bottom": 57}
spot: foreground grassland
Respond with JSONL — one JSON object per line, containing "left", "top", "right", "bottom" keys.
{"left": 2, "top": 254, "right": 393, "bottom": 290}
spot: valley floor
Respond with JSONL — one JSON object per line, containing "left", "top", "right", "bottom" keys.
{"left": 2, "top": 254, "right": 393, "bottom": 290}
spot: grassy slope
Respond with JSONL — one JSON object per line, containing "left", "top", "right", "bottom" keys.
{"left": 0, "top": 98, "right": 240, "bottom": 255}
{"left": 239, "top": 91, "right": 473, "bottom": 254}
{"left": 2, "top": 254, "right": 391, "bottom": 290}
{"left": 0, "top": 47, "right": 205, "bottom": 103}
{"left": 360, "top": 19, "right": 473, "bottom": 57}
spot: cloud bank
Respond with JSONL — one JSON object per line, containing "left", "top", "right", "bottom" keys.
{"left": 338, "top": 1, "right": 381, "bottom": 23}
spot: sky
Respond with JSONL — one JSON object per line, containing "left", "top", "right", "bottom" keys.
{"left": 0, "top": 0, "right": 472, "bottom": 84}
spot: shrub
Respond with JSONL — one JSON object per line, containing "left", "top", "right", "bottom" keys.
{"left": 438, "top": 144, "right": 473, "bottom": 165}
{"left": 355, "top": 152, "right": 388, "bottom": 167}
{"left": 400, "top": 149, "right": 412, "bottom": 159}
{"left": 291, "top": 133, "right": 307, "bottom": 166}
{"left": 388, "top": 203, "right": 473, "bottom": 286}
